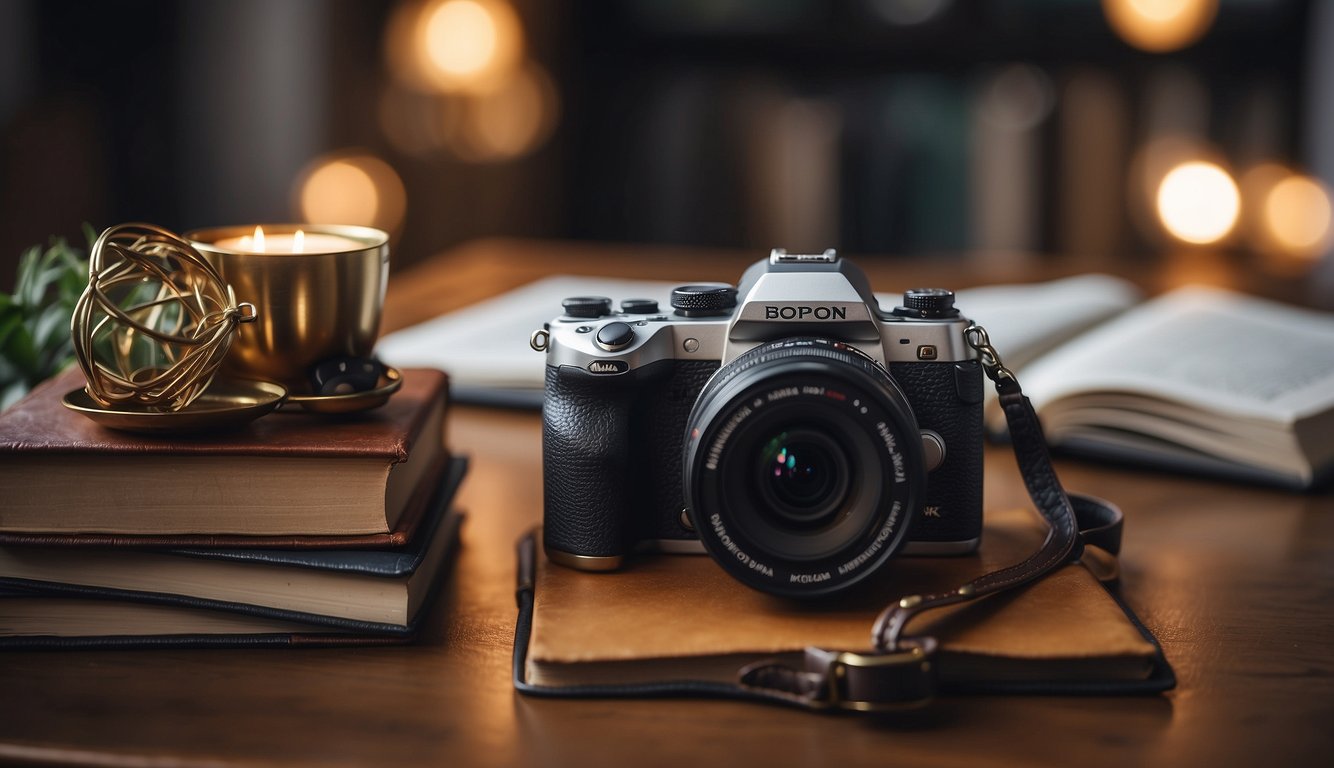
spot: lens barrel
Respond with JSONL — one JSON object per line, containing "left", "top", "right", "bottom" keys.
{"left": 683, "top": 338, "right": 926, "bottom": 597}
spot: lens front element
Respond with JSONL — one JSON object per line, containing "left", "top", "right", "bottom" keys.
{"left": 758, "top": 430, "right": 850, "bottom": 527}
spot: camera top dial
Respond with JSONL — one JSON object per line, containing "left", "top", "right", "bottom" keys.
{"left": 895, "top": 288, "right": 959, "bottom": 318}
{"left": 671, "top": 284, "right": 738, "bottom": 317}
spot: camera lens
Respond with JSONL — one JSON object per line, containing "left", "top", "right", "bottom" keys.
{"left": 756, "top": 430, "right": 849, "bottom": 527}
{"left": 684, "top": 337, "right": 926, "bottom": 598}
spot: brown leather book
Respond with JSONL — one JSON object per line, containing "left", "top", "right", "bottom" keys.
{"left": 0, "top": 367, "right": 449, "bottom": 545}
{"left": 523, "top": 507, "right": 1164, "bottom": 689}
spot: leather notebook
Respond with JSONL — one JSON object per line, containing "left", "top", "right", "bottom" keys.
{"left": 515, "top": 507, "right": 1174, "bottom": 700}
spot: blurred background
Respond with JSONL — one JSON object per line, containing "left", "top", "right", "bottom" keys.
{"left": 2, "top": 0, "right": 1332, "bottom": 300}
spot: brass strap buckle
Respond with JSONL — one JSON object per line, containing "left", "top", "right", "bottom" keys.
{"left": 814, "top": 639, "right": 939, "bottom": 712}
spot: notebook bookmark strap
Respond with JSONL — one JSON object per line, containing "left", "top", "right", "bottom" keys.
{"left": 737, "top": 326, "right": 1124, "bottom": 711}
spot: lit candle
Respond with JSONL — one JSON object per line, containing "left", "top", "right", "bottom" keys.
{"left": 212, "top": 225, "right": 364, "bottom": 254}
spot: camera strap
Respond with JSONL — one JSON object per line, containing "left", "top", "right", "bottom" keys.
{"left": 731, "top": 325, "right": 1126, "bottom": 711}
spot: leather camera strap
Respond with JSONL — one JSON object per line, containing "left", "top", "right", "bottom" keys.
{"left": 733, "top": 326, "right": 1124, "bottom": 711}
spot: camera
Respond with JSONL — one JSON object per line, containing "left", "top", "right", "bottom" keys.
{"left": 536, "top": 249, "right": 983, "bottom": 597}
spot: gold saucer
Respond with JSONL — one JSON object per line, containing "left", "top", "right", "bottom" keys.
{"left": 282, "top": 365, "right": 403, "bottom": 414}
{"left": 63, "top": 379, "right": 288, "bottom": 434}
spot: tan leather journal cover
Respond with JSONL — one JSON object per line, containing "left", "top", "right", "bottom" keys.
{"left": 525, "top": 507, "right": 1162, "bottom": 688}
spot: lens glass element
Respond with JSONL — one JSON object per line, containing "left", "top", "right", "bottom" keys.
{"left": 757, "top": 430, "right": 849, "bottom": 527}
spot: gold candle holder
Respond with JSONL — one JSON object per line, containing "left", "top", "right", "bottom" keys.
{"left": 186, "top": 224, "right": 390, "bottom": 393}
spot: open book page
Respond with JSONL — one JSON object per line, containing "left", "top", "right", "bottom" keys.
{"left": 377, "top": 273, "right": 1140, "bottom": 407}
{"left": 1017, "top": 286, "right": 1334, "bottom": 486}
{"left": 1018, "top": 286, "right": 1334, "bottom": 423}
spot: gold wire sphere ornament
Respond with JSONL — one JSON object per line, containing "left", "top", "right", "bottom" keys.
{"left": 71, "top": 223, "right": 258, "bottom": 411}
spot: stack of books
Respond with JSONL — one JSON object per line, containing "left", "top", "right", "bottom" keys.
{"left": 0, "top": 367, "right": 465, "bottom": 648}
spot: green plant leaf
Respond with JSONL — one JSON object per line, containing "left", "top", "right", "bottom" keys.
{"left": 1, "top": 321, "right": 38, "bottom": 375}
{"left": 2, "top": 230, "right": 90, "bottom": 398}
{"left": 13, "top": 246, "right": 39, "bottom": 308}
{"left": 29, "top": 265, "right": 65, "bottom": 305}
{"left": 32, "top": 302, "right": 71, "bottom": 353}
{"left": 60, "top": 266, "right": 88, "bottom": 299}
{"left": 0, "top": 303, "right": 22, "bottom": 344}
{"left": 61, "top": 241, "right": 81, "bottom": 259}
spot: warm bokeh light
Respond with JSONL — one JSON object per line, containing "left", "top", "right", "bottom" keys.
{"left": 302, "top": 161, "right": 376, "bottom": 223}
{"left": 379, "top": 0, "right": 558, "bottom": 163}
{"left": 294, "top": 152, "right": 408, "bottom": 236}
{"left": 451, "top": 63, "right": 559, "bottom": 162}
{"left": 1240, "top": 164, "right": 1334, "bottom": 270}
{"left": 379, "top": 61, "right": 558, "bottom": 163}
{"left": 384, "top": 0, "right": 524, "bottom": 94}
{"left": 1156, "top": 160, "right": 1239, "bottom": 245}
{"left": 1102, "top": 0, "right": 1218, "bottom": 53}
{"left": 1128, "top": 137, "right": 1212, "bottom": 242}
{"left": 425, "top": 0, "right": 498, "bottom": 77}
{"left": 1264, "top": 175, "right": 1332, "bottom": 255}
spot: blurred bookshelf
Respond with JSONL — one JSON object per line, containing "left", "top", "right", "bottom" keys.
{"left": 557, "top": 0, "right": 1314, "bottom": 264}
{"left": 1, "top": 0, "right": 1330, "bottom": 298}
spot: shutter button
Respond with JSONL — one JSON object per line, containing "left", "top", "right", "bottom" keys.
{"left": 595, "top": 321, "right": 636, "bottom": 351}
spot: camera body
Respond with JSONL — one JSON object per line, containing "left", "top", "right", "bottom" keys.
{"left": 539, "top": 249, "right": 983, "bottom": 597}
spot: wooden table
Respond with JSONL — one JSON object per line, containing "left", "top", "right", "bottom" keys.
{"left": 3, "top": 240, "right": 1332, "bottom": 766}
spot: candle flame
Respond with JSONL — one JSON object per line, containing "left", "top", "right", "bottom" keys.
{"left": 294, "top": 229, "right": 305, "bottom": 253}
{"left": 253, "top": 225, "right": 266, "bottom": 252}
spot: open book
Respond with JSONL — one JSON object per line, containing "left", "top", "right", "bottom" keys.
{"left": 971, "top": 282, "right": 1334, "bottom": 490}
{"left": 379, "top": 274, "right": 1334, "bottom": 489}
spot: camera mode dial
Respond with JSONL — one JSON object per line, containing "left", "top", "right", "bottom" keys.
{"left": 894, "top": 288, "right": 958, "bottom": 319}
{"left": 562, "top": 296, "right": 612, "bottom": 318}
{"left": 671, "top": 283, "right": 737, "bottom": 317}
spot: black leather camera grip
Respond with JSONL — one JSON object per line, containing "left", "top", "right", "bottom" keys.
{"left": 543, "top": 365, "right": 637, "bottom": 560}
{"left": 889, "top": 360, "right": 984, "bottom": 545}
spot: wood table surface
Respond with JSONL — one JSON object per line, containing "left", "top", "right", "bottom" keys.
{"left": 2, "top": 239, "right": 1331, "bottom": 767}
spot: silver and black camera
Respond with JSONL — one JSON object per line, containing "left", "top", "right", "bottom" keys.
{"left": 536, "top": 249, "right": 983, "bottom": 597}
